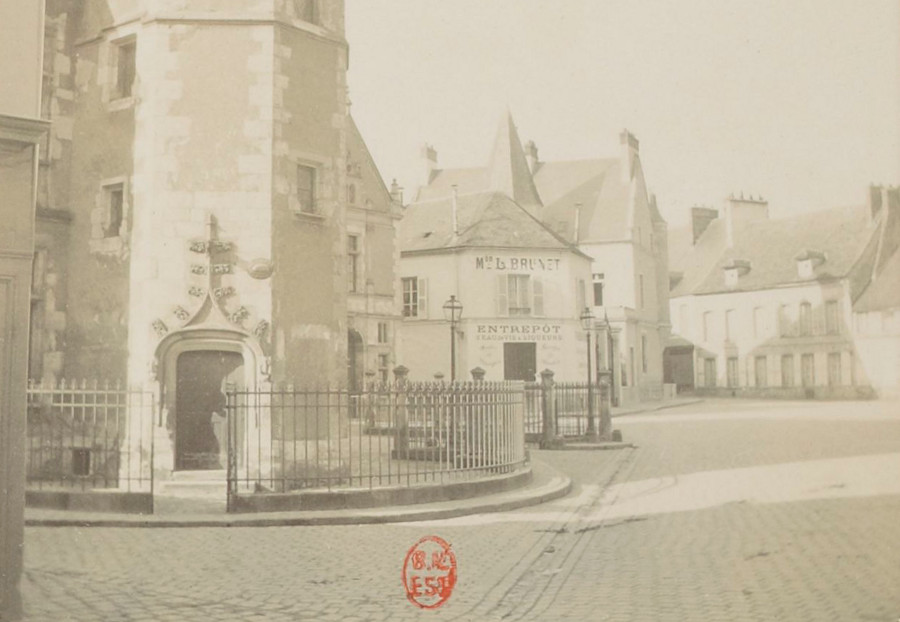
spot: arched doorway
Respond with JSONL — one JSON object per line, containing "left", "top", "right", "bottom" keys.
{"left": 174, "top": 350, "right": 244, "bottom": 470}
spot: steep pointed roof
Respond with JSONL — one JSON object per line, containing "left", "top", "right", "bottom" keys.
{"left": 399, "top": 191, "right": 578, "bottom": 254}
{"left": 486, "top": 112, "right": 543, "bottom": 207}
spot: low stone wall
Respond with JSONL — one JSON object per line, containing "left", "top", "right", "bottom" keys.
{"left": 229, "top": 466, "right": 532, "bottom": 513}
{"left": 26, "top": 489, "right": 153, "bottom": 514}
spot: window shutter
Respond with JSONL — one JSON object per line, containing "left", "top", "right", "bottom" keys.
{"left": 533, "top": 277, "right": 544, "bottom": 316}
{"left": 417, "top": 278, "right": 428, "bottom": 318}
{"left": 496, "top": 275, "right": 508, "bottom": 316}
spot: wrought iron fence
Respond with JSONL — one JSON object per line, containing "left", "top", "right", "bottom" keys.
{"left": 225, "top": 380, "right": 527, "bottom": 501}
{"left": 524, "top": 380, "right": 608, "bottom": 438}
{"left": 26, "top": 379, "right": 154, "bottom": 492}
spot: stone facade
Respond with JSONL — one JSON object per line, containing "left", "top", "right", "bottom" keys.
{"left": 30, "top": 1, "right": 397, "bottom": 481}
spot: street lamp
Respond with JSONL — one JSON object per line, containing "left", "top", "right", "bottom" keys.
{"left": 602, "top": 308, "right": 616, "bottom": 407}
{"left": 580, "top": 306, "right": 596, "bottom": 436}
{"left": 442, "top": 295, "right": 463, "bottom": 381}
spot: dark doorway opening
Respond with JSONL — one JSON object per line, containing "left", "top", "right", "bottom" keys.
{"left": 175, "top": 350, "right": 244, "bottom": 470}
{"left": 503, "top": 342, "right": 537, "bottom": 381}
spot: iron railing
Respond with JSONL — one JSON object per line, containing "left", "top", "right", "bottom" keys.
{"left": 225, "top": 380, "right": 527, "bottom": 499}
{"left": 26, "top": 379, "right": 154, "bottom": 492}
{"left": 524, "top": 380, "right": 608, "bottom": 439}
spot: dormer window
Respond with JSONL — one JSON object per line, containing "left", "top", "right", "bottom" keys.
{"left": 795, "top": 249, "right": 826, "bottom": 279}
{"left": 723, "top": 259, "right": 751, "bottom": 288}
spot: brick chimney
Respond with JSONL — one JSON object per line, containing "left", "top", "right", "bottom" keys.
{"left": 421, "top": 143, "right": 438, "bottom": 187}
{"left": 724, "top": 192, "right": 768, "bottom": 247}
{"left": 620, "top": 129, "right": 639, "bottom": 182}
{"left": 691, "top": 206, "right": 718, "bottom": 245}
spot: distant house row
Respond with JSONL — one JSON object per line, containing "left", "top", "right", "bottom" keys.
{"left": 666, "top": 186, "right": 900, "bottom": 399}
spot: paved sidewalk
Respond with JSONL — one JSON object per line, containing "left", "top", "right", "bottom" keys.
{"left": 611, "top": 396, "right": 703, "bottom": 418}
{"left": 24, "top": 460, "right": 572, "bottom": 528}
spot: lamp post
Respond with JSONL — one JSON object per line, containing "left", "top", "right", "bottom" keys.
{"left": 442, "top": 295, "right": 463, "bottom": 381}
{"left": 580, "top": 306, "right": 596, "bottom": 437}
{"left": 602, "top": 309, "right": 616, "bottom": 407}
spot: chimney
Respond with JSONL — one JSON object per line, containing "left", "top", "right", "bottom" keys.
{"left": 390, "top": 178, "right": 403, "bottom": 205}
{"left": 691, "top": 206, "right": 718, "bottom": 245}
{"left": 620, "top": 129, "right": 639, "bottom": 182}
{"left": 524, "top": 140, "right": 539, "bottom": 174}
{"left": 724, "top": 192, "right": 768, "bottom": 247}
{"left": 868, "top": 184, "right": 884, "bottom": 220}
{"left": 573, "top": 202, "right": 582, "bottom": 244}
{"left": 451, "top": 185, "right": 459, "bottom": 237}
{"left": 421, "top": 143, "right": 438, "bottom": 187}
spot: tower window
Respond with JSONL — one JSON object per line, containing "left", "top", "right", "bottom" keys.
{"left": 296, "top": 164, "right": 316, "bottom": 214}
{"left": 294, "top": 0, "right": 317, "bottom": 23}
{"left": 104, "top": 184, "right": 124, "bottom": 238}
{"left": 347, "top": 234, "right": 360, "bottom": 293}
{"left": 114, "top": 40, "right": 136, "bottom": 99}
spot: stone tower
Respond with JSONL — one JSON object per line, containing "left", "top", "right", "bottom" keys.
{"left": 37, "top": 0, "right": 352, "bottom": 474}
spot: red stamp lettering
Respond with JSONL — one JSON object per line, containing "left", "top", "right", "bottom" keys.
{"left": 402, "top": 535, "right": 457, "bottom": 609}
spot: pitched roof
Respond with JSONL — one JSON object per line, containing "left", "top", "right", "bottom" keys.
{"left": 854, "top": 247, "right": 900, "bottom": 312}
{"left": 399, "top": 191, "right": 576, "bottom": 254}
{"left": 670, "top": 206, "right": 879, "bottom": 297}
{"left": 487, "top": 112, "right": 543, "bottom": 207}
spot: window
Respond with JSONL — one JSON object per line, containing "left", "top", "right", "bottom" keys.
{"left": 753, "top": 307, "right": 764, "bottom": 339}
{"left": 377, "top": 322, "right": 389, "bottom": 344}
{"left": 825, "top": 301, "right": 840, "bottom": 335}
{"left": 801, "top": 353, "right": 815, "bottom": 387}
{"left": 727, "top": 357, "right": 739, "bottom": 388}
{"left": 104, "top": 184, "right": 124, "bottom": 238}
{"left": 639, "top": 274, "right": 645, "bottom": 308}
{"left": 781, "top": 354, "right": 794, "bottom": 387}
{"left": 293, "top": 0, "right": 317, "bottom": 23}
{"left": 509, "top": 275, "right": 531, "bottom": 316}
{"left": 378, "top": 353, "right": 389, "bottom": 383}
{"left": 402, "top": 277, "right": 426, "bottom": 318}
{"left": 799, "top": 302, "right": 812, "bottom": 336}
{"left": 114, "top": 39, "right": 136, "bottom": 99}
{"left": 827, "top": 352, "right": 842, "bottom": 387}
{"left": 704, "top": 358, "right": 717, "bottom": 388}
{"left": 497, "top": 275, "right": 542, "bottom": 316}
{"left": 296, "top": 164, "right": 316, "bottom": 214}
{"left": 779, "top": 304, "right": 791, "bottom": 337}
{"left": 754, "top": 356, "right": 767, "bottom": 387}
{"left": 702, "top": 311, "right": 712, "bottom": 342}
{"left": 592, "top": 273, "right": 604, "bottom": 306}
{"left": 725, "top": 309, "right": 735, "bottom": 342}
{"left": 347, "top": 235, "right": 359, "bottom": 293}
{"left": 641, "top": 334, "right": 648, "bottom": 373}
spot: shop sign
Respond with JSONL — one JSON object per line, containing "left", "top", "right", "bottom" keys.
{"left": 474, "top": 256, "right": 561, "bottom": 271}
{"left": 475, "top": 324, "right": 563, "bottom": 342}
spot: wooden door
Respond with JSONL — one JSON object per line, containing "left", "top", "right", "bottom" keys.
{"left": 175, "top": 350, "right": 243, "bottom": 470}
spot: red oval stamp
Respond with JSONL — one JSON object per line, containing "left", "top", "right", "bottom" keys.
{"left": 402, "top": 535, "right": 457, "bottom": 609}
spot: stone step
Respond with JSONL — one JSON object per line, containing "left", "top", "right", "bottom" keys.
{"left": 156, "top": 479, "right": 226, "bottom": 500}
{"left": 169, "top": 469, "right": 226, "bottom": 482}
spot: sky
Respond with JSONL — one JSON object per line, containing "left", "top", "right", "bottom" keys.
{"left": 345, "top": 0, "right": 900, "bottom": 229}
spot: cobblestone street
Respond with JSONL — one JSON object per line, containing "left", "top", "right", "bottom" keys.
{"left": 21, "top": 399, "right": 900, "bottom": 621}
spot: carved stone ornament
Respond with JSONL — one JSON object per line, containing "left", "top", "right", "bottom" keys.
{"left": 189, "top": 240, "right": 209, "bottom": 254}
{"left": 247, "top": 258, "right": 274, "bottom": 280}
{"left": 213, "top": 286, "right": 235, "bottom": 300}
{"left": 188, "top": 286, "right": 205, "bottom": 297}
{"left": 152, "top": 319, "right": 168, "bottom": 337}
{"left": 190, "top": 264, "right": 207, "bottom": 275}
{"left": 212, "top": 263, "right": 232, "bottom": 275}
{"left": 254, "top": 319, "right": 270, "bottom": 340}
{"left": 173, "top": 306, "right": 190, "bottom": 321}
{"left": 229, "top": 306, "right": 249, "bottom": 325}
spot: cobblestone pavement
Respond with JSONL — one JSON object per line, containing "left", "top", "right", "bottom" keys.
{"left": 21, "top": 399, "right": 900, "bottom": 621}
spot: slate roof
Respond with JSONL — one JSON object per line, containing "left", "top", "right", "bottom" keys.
{"left": 669, "top": 206, "right": 880, "bottom": 298}
{"left": 399, "top": 191, "right": 578, "bottom": 254}
{"left": 854, "top": 247, "right": 900, "bottom": 312}
{"left": 413, "top": 113, "right": 659, "bottom": 245}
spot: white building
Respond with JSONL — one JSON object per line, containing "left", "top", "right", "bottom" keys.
{"left": 667, "top": 186, "right": 899, "bottom": 398}
{"left": 407, "top": 114, "right": 671, "bottom": 403}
